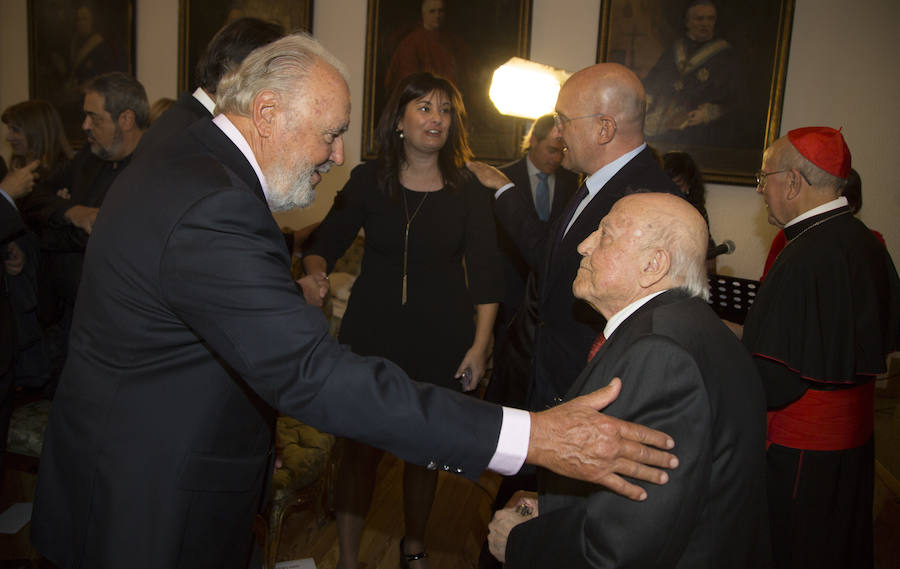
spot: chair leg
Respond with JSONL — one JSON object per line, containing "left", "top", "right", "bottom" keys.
{"left": 265, "top": 501, "right": 288, "bottom": 569}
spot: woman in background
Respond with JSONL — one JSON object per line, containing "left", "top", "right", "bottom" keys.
{"left": 2, "top": 100, "right": 73, "bottom": 391}
{"left": 3, "top": 100, "right": 72, "bottom": 185}
{"left": 663, "top": 150, "right": 717, "bottom": 272}
{"left": 303, "top": 72, "right": 503, "bottom": 569}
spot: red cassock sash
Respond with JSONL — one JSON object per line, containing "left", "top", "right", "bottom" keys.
{"left": 767, "top": 381, "right": 874, "bottom": 451}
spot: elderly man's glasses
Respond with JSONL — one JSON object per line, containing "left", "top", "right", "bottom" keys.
{"left": 754, "top": 169, "right": 789, "bottom": 188}
{"left": 553, "top": 111, "right": 609, "bottom": 129}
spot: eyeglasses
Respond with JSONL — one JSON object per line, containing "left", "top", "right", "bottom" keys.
{"left": 553, "top": 111, "right": 609, "bottom": 130}
{"left": 754, "top": 169, "right": 789, "bottom": 188}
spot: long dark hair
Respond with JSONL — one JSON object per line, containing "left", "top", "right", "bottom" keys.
{"left": 375, "top": 72, "right": 473, "bottom": 198}
{"left": 2, "top": 100, "right": 73, "bottom": 174}
{"left": 663, "top": 151, "right": 706, "bottom": 209}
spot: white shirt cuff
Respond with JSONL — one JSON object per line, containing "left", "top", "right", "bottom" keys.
{"left": 1, "top": 189, "right": 17, "bottom": 209}
{"left": 487, "top": 406, "right": 530, "bottom": 475}
{"left": 493, "top": 182, "right": 516, "bottom": 199}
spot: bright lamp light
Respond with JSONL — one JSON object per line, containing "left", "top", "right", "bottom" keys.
{"left": 489, "top": 57, "right": 571, "bottom": 120}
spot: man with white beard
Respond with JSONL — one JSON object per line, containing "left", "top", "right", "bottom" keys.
{"left": 31, "top": 33, "right": 679, "bottom": 569}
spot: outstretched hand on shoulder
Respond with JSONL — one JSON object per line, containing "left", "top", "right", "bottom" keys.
{"left": 466, "top": 161, "right": 512, "bottom": 191}
{"left": 527, "top": 377, "right": 678, "bottom": 501}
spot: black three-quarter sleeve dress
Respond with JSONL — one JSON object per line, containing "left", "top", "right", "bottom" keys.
{"left": 306, "top": 161, "right": 504, "bottom": 390}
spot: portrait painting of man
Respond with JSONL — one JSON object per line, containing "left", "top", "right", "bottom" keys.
{"left": 597, "top": 0, "right": 794, "bottom": 183}
{"left": 363, "top": 0, "right": 531, "bottom": 162}
{"left": 29, "top": 0, "right": 134, "bottom": 145}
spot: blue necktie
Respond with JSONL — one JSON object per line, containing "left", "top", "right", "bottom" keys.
{"left": 535, "top": 172, "right": 550, "bottom": 221}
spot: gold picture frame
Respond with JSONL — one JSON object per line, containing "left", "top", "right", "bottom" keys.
{"left": 597, "top": 0, "right": 795, "bottom": 185}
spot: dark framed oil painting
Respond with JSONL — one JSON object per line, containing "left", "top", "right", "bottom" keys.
{"left": 362, "top": 0, "right": 532, "bottom": 162}
{"left": 28, "top": 0, "right": 136, "bottom": 146}
{"left": 597, "top": 0, "right": 795, "bottom": 185}
{"left": 178, "top": 0, "right": 313, "bottom": 93}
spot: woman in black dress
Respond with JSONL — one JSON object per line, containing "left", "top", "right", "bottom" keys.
{"left": 303, "top": 73, "right": 503, "bottom": 569}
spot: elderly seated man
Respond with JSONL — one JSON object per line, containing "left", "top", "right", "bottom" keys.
{"left": 488, "top": 192, "right": 772, "bottom": 568}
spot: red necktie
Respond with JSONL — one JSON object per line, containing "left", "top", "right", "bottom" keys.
{"left": 587, "top": 333, "right": 606, "bottom": 362}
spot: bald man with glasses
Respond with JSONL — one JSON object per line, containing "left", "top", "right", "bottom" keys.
{"left": 469, "top": 62, "right": 681, "bottom": 412}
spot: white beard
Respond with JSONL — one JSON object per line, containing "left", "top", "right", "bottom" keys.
{"left": 266, "top": 162, "right": 316, "bottom": 212}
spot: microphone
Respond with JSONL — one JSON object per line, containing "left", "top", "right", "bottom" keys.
{"left": 707, "top": 239, "right": 736, "bottom": 259}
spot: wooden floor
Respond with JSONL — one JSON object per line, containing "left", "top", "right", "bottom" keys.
{"left": 275, "top": 451, "right": 502, "bottom": 569}
{"left": 2, "top": 377, "right": 899, "bottom": 568}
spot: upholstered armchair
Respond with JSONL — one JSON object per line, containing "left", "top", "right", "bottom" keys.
{"left": 261, "top": 416, "right": 335, "bottom": 569}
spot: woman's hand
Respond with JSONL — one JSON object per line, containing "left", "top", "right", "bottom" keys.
{"left": 455, "top": 345, "right": 488, "bottom": 392}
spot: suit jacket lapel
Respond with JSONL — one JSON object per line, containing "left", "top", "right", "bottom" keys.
{"left": 508, "top": 159, "right": 538, "bottom": 216}
{"left": 549, "top": 169, "right": 578, "bottom": 220}
{"left": 564, "top": 289, "right": 690, "bottom": 399}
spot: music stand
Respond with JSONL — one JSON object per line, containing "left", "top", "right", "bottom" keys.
{"left": 707, "top": 274, "right": 760, "bottom": 324}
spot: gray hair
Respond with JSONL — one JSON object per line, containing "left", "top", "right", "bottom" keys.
{"left": 216, "top": 33, "right": 349, "bottom": 118}
{"left": 85, "top": 72, "right": 150, "bottom": 129}
{"left": 772, "top": 139, "right": 848, "bottom": 192}
{"left": 633, "top": 194, "right": 709, "bottom": 301}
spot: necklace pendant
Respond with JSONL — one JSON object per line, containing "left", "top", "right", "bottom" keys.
{"left": 401, "top": 275, "right": 408, "bottom": 305}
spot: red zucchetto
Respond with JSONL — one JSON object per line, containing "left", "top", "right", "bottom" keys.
{"left": 787, "top": 126, "right": 851, "bottom": 179}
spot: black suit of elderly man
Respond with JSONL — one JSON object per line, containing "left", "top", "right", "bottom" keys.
{"left": 488, "top": 192, "right": 771, "bottom": 568}
{"left": 30, "top": 34, "right": 679, "bottom": 569}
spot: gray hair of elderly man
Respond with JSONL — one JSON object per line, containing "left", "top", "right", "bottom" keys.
{"left": 215, "top": 32, "right": 349, "bottom": 118}
{"left": 630, "top": 191, "right": 710, "bottom": 301}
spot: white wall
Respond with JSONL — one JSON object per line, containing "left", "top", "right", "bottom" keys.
{"left": 2, "top": 0, "right": 898, "bottom": 279}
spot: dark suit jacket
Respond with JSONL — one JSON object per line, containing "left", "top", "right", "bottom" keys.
{"left": 1, "top": 185, "right": 25, "bottom": 471}
{"left": 31, "top": 118, "right": 502, "bottom": 569}
{"left": 2, "top": 173, "right": 26, "bottom": 373}
{"left": 496, "top": 157, "right": 578, "bottom": 325}
{"left": 493, "top": 146, "right": 680, "bottom": 409}
{"left": 134, "top": 91, "right": 211, "bottom": 158}
{"left": 506, "top": 290, "right": 772, "bottom": 568}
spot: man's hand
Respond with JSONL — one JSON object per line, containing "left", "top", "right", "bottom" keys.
{"left": 527, "top": 377, "right": 678, "bottom": 501}
{"left": 465, "top": 161, "right": 513, "bottom": 190}
{"left": 5, "top": 242, "right": 26, "bottom": 276}
{"left": 0, "top": 160, "right": 40, "bottom": 199}
{"left": 488, "top": 493, "right": 539, "bottom": 563}
{"left": 65, "top": 205, "right": 100, "bottom": 234}
{"left": 297, "top": 272, "right": 330, "bottom": 307}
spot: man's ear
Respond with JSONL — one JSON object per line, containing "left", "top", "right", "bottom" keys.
{"left": 595, "top": 115, "right": 618, "bottom": 146}
{"left": 252, "top": 90, "right": 280, "bottom": 138}
{"left": 117, "top": 109, "right": 136, "bottom": 131}
{"left": 785, "top": 169, "right": 803, "bottom": 200}
{"left": 639, "top": 248, "right": 670, "bottom": 288}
